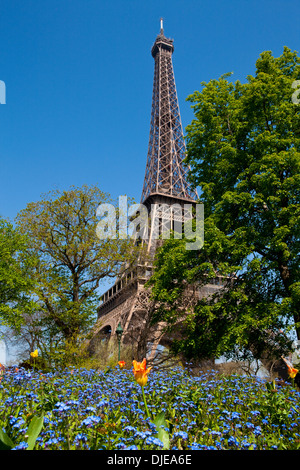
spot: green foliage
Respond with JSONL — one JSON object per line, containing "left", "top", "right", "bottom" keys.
{"left": 0, "top": 413, "right": 44, "bottom": 450}
{"left": 26, "top": 414, "right": 45, "bottom": 450}
{"left": 33, "top": 332, "right": 137, "bottom": 372}
{"left": 152, "top": 411, "right": 170, "bottom": 449}
{"left": 148, "top": 47, "right": 300, "bottom": 361}
{"left": 0, "top": 217, "right": 37, "bottom": 330}
{"left": 38, "top": 336, "right": 91, "bottom": 371}
{"left": 15, "top": 185, "right": 140, "bottom": 354}
{"left": 0, "top": 427, "right": 14, "bottom": 450}
{"left": 86, "top": 339, "right": 137, "bottom": 370}
{"left": 263, "top": 380, "right": 293, "bottom": 430}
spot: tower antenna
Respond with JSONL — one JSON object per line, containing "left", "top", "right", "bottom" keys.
{"left": 160, "top": 17, "right": 164, "bottom": 34}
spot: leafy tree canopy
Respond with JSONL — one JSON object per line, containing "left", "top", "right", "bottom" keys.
{"left": 148, "top": 47, "right": 300, "bottom": 362}
{"left": 16, "top": 185, "right": 139, "bottom": 345}
{"left": 0, "top": 217, "right": 36, "bottom": 330}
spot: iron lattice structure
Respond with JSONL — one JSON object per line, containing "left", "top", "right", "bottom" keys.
{"left": 89, "top": 22, "right": 209, "bottom": 360}
{"left": 141, "top": 22, "right": 197, "bottom": 204}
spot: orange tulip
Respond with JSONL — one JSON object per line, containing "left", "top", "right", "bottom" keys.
{"left": 282, "top": 356, "right": 299, "bottom": 379}
{"left": 0, "top": 363, "right": 4, "bottom": 383}
{"left": 118, "top": 360, "right": 126, "bottom": 369}
{"left": 287, "top": 365, "right": 299, "bottom": 379}
{"left": 132, "top": 358, "right": 151, "bottom": 387}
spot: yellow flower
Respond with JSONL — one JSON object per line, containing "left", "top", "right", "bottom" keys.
{"left": 30, "top": 349, "right": 38, "bottom": 359}
{"left": 118, "top": 360, "right": 126, "bottom": 369}
{"left": 132, "top": 358, "right": 151, "bottom": 387}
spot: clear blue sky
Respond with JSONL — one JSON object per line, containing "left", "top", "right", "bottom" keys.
{"left": 0, "top": 0, "right": 299, "bottom": 222}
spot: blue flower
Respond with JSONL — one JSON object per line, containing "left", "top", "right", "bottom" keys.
{"left": 241, "top": 440, "right": 253, "bottom": 449}
{"left": 188, "top": 443, "right": 212, "bottom": 450}
{"left": 227, "top": 436, "right": 239, "bottom": 447}
{"left": 145, "top": 436, "right": 164, "bottom": 447}
{"left": 54, "top": 402, "right": 71, "bottom": 412}
{"left": 81, "top": 416, "right": 101, "bottom": 427}
{"left": 234, "top": 397, "right": 243, "bottom": 405}
{"left": 173, "top": 431, "right": 188, "bottom": 440}
{"left": 146, "top": 420, "right": 157, "bottom": 432}
{"left": 134, "top": 431, "right": 151, "bottom": 439}
{"left": 97, "top": 399, "right": 109, "bottom": 408}
{"left": 116, "top": 442, "right": 127, "bottom": 449}
{"left": 9, "top": 416, "right": 18, "bottom": 426}
{"left": 12, "top": 418, "right": 25, "bottom": 430}
{"left": 85, "top": 406, "right": 96, "bottom": 413}
{"left": 124, "top": 425, "right": 137, "bottom": 433}
{"left": 12, "top": 441, "right": 28, "bottom": 450}
{"left": 253, "top": 426, "right": 262, "bottom": 436}
{"left": 45, "top": 438, "right": 60, "bottom": 446}
{"left": 74, "top": 433, "right": 88, "bottom": 442}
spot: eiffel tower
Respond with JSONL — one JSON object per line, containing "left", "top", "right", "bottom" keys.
{"left": 88, "top": 21, "right": 216, "bottom": 359}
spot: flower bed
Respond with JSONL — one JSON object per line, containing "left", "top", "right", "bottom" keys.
{"left": 0, "top": 365, "right": 299, "bottom": 450}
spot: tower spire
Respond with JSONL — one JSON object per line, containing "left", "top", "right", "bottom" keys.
{"left": 141, "top": 25, "right": 197, "bottom": 203}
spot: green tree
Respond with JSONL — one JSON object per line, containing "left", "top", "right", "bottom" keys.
{"left": 16, "top": 185, "right": 139, "bottom": 351}
{"left": 0, "top": 217, "right": 36, "bottom": 330}
{"left": 148, "top": 47, "right": 300, "bottom": 362}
